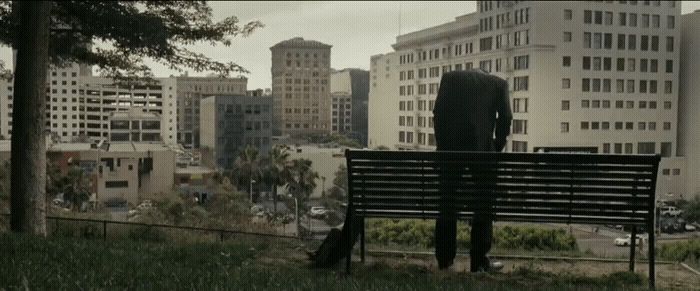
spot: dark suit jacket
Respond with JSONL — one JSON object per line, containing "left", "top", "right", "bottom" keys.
{"left": 432, "top": 70, "right": 512, "bottom": 152}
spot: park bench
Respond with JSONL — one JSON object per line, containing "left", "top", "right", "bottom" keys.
{"left": 344, "top": 150, "right": 660, "bottom": 289}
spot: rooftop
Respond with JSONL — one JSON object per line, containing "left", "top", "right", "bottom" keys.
{"left": 270, "top": 37, "right": 332, "bottom": 49}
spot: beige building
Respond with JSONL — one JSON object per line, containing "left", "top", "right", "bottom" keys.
{"left": 56, "top": 142, "right": 176, "bottom": 204}
{"left": 270, "top": 37, "right": 332, "bottom": 136}
{"left": 679, "top": 10, "right": 700, "bottom": 199}
{"left": 370, "top": 1, "right": 683, "bottom": 196}
{"left": 0, "top": 140, "right": 176, "bottom": 205}
{"left": 175, "top": 75, "right": 248, "bottom": 149}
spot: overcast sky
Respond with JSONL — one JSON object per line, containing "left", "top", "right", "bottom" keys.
{"left": 1, "top": 1, "right": 699, "bottom": 89}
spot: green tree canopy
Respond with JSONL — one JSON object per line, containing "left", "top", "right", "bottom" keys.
{"left": 0, "top": 1, "right": 263, "bottom": 80}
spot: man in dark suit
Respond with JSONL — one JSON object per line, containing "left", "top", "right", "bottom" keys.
{"left": 432, "top": 69, "right": 512, "bottom": 272}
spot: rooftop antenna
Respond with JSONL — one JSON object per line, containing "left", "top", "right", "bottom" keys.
{"left": 398, "top": 3, "right": 402, "bottom": 36}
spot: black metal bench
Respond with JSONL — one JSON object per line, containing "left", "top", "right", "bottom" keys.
{"left": 345, "top": 150, "right": 660, "bottom": 289}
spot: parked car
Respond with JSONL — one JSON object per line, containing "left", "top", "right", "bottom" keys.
{"left": 659, "top": 206, "right": 683, "bottom": 217}
{"left": 685, "top": 224, "right": 697, "bottom": 232}
{"left": 309, "top": 206, "right": 328, "bottom": 218}
{"left": 137, "top": 200, "right": 153, "bottom": 210}
{"left": 614, "top": 234, "right": 647, "bottom": 247}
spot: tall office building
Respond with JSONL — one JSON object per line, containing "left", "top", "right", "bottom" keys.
{"left": 331, "top": 68, "right": 370, "bottom": 145}
{"left": 330, "top": 92, "right": 352, "bottom": 134}
{"left": 270, "top": 37, "right": 332, "bottom": 136}
{"left": 679, "top": 10, "right": 700, "bottom": 198}
{"left": 175, "top": 75, "right": 248, "bottom": 149}
{"left": 199, "top": 95, "right": 273, "bottom": 169}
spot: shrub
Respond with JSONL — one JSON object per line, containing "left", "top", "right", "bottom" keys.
{"left": 365, "top": 219, "right": 577, "bottom": 252}
{"left": 659, "top": 240, "right": 700, "bottom": 262}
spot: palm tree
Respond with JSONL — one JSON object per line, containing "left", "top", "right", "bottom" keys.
{"left": 232, "top": 145, "right": 262, "bottom": 201}
{"left": 263, "top": 145, "right": 293, "bottom": 213}
{"left": 287, "top": 159, "right": 319, "bottom": 208}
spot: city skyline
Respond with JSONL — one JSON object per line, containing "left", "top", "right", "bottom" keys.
{"left": 1, "top": 1, "right": 696, "bottom": 89}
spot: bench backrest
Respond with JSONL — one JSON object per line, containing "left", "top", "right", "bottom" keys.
{"left": 346, "top": 150, "right": 660, "bottom": 226}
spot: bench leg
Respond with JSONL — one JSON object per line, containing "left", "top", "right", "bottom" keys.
{"left": 346, "top": 213, "right": 353, "bottom": 274}
{"left": 649, "top": 223, "right": 656, "bottom": 290}
{"left": 629, "top": 226, "right": 636, "bottom": 272}
{"left": 360, "top": 218, "right": 366, "bottom": 263}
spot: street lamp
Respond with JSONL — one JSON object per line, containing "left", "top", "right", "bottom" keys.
{"left": 249, "top": 179, "right": 256, "bottom": 202}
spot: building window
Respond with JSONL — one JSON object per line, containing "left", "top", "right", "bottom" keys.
{"left": 581, "top": 122, "right": 589, "bottom": 130}
{"left": 564, "top": 9, "right": 573, "bottom": 20}
{"left": 513, "top": 98, "right": 529, "bottom": 113}
{"left": 512, "top": 141, "right": 528, "bottom": 152}
{"left": 582, "top": 78, "right": 590, "bottom": 92}
{"left": 105, "top": 181, "right": 128, "bottom": 188}
{"left": 561, "top": 100, "right": 570, "bottom": 111}
{"left": 513, "top": 120, "right": 528, "bottom": 134}
{"left": 584, "top": 32, "right": 591, "bottom": 48}
{"left": 584, "top": 10, "right": 592, "bottom": 24}
{"left": 664, "top": 122, "right": 671, "bottom": 131}
{"left": 637, "top": 142, "right": 655, "bottom": 154}
{"left": 562, "top": 78, "right": 570, "bottom": 89}
{"left": 561, "top": 122, "right": 569, "bottom": 133}
{"left": 513, "top": 76, "right": 528, "bottom": 91}
{"left": 666, "top": 36, "right": 674, "bottom": 52}
{"left": 562, "top": 56, "right": 571, "bottom": 67}
{"left": 513, "top": 55, "right": 529, "bottom": 70}
{"left": 619, "top": 12, "right": 627, "bottom": 26}
{"left": 667, "top": 15, "right": 675, "bottom": 29}
{"left": 660, "top": 142, "right": 672, "bottom": 157}
{"left": 563, "top": 32, "right": 572, "bottom": 42}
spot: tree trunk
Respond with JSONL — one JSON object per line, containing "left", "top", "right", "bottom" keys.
{"left": 10, "top": 1, "right": 51, "bottom": 236}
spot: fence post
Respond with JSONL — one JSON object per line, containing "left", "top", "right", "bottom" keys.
{"left": 629, "top": 226, "right": 636, "bottom": 271}
{"left": 102, "top": 220, "right": 107, "bottom": 241}
{"left": 219, "top": 230, "right": 224, "bottom": 242}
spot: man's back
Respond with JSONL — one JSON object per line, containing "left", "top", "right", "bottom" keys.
{"left": 432, "top": 69, "right": 512, "bottom": 152}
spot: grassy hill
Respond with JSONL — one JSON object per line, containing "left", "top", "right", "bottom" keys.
{"left": 0, "top": 234, "right": 649, "bottom": 290}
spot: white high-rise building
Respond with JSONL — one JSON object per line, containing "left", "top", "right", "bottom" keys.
{"left": 371, "top": 1, "right": 680, "bottom": 154}
{"left": 369, "top": 0, "right": 682, "bottom": 195}
{"left": 679, "top": 10, "right": 700, "bottom": 198}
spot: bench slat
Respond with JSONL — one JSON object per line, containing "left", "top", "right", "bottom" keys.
{"left": 350, "top": 161, "right": 656, "bottom": 173}
{"left": 354, "top": 206, "right": 650, "bottom": 219}
{"left": 347, "top": 150, "right": 661, "bottom": 165}
{"left": 351, "top": 169, "right": 656, "bottom": 180}
{"left": 351, "top": 193, "right": 653, "bottom": 203}
{"left": 351, "top": 185, "right": 654, "bottom": 195}
{"left": 350, "top": 176, "right": 655, "bottom": 187}
{"left": 352, "top": 200, "right": 650, "bottom": 212}
{"left": 353, "top": 210, "right": 648, "bottom": 225}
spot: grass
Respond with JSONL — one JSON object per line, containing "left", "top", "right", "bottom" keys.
{"left": 0, "top": 233, "right": 649, "bottom": 290}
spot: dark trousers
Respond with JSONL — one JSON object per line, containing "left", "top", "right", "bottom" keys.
{"left": 435, "top": 213, "right": 493, "bottom": 271}
{"left": 435, "top": 164, "right": 494, "bottom": 271}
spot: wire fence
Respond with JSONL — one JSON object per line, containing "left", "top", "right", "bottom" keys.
{"left": 0, "top": 213, "right": 323, "bottom": 243}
